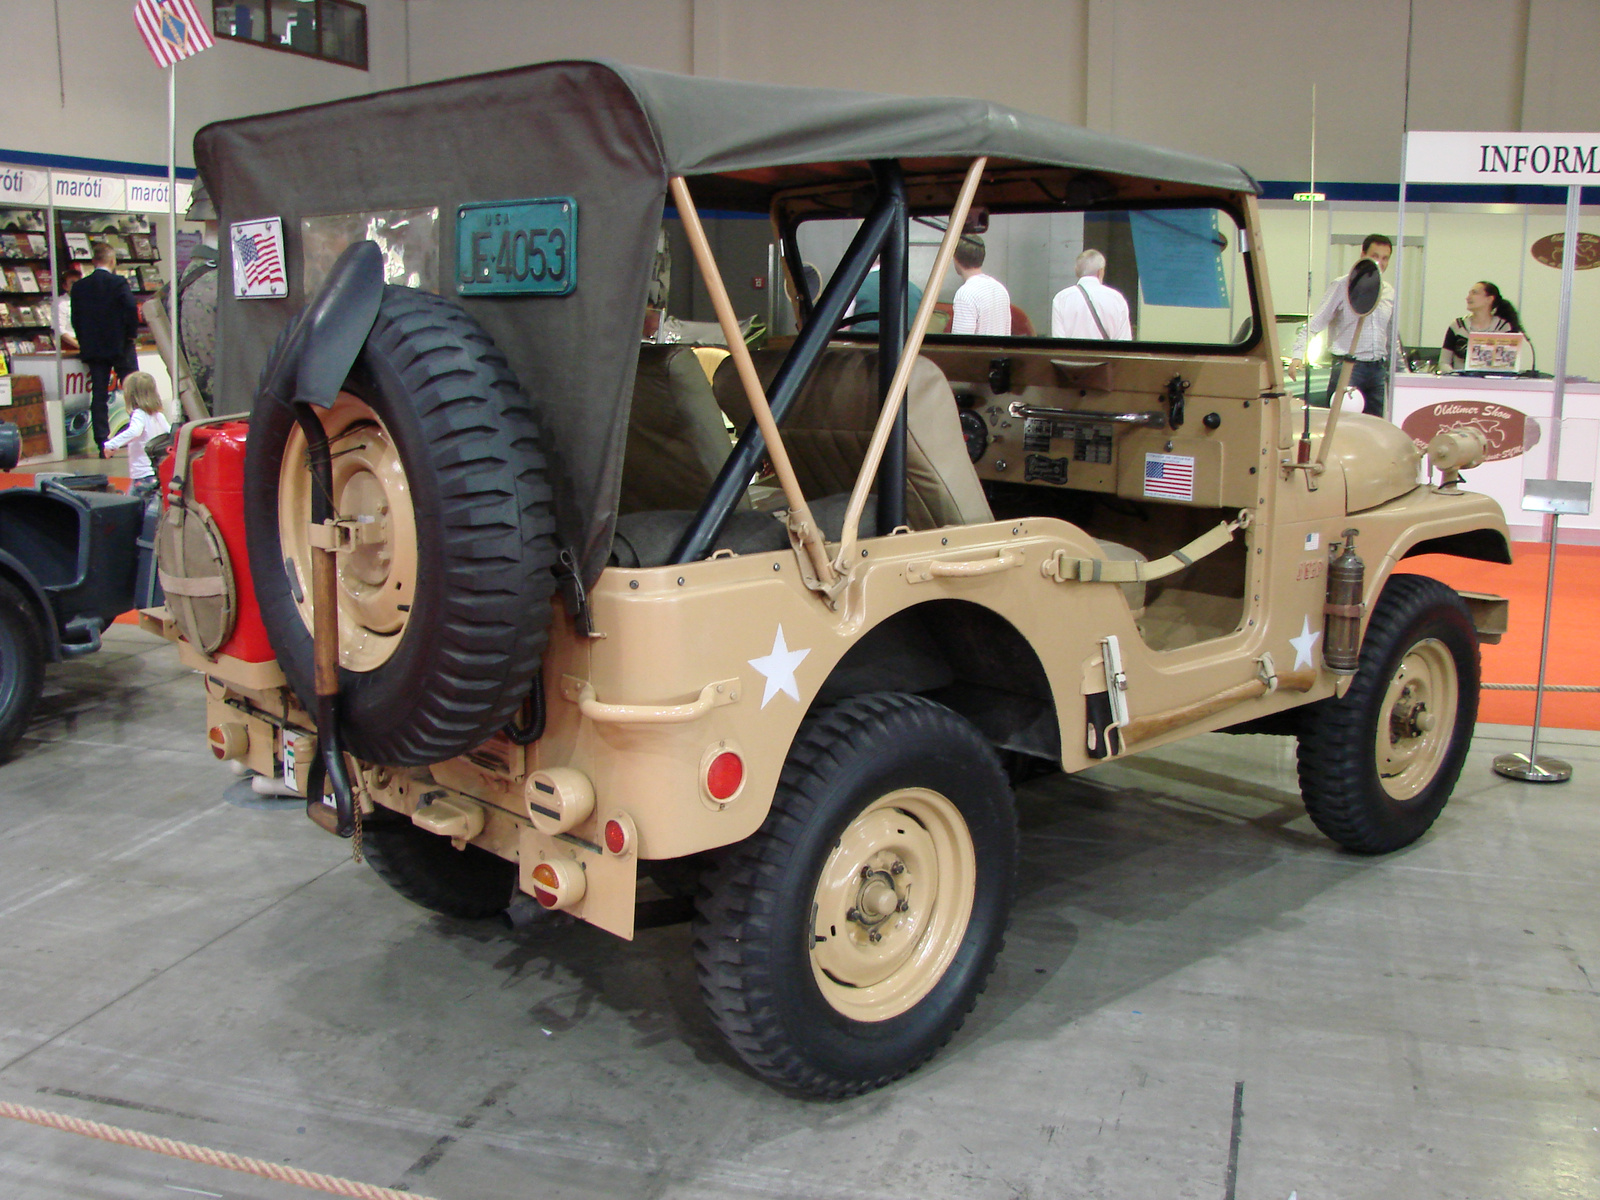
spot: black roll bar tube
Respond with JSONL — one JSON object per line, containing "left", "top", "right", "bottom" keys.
{"left": 669, "top": 162, "right": 908, "bottom": 565}
{"left": 872, "top": 161, "right": 908, "bottom": 535}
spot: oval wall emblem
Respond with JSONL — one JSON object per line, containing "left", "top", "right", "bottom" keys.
{"left": 1400, "top": 399, "right": 1541, "bottom": 463}
{"left": 1531, "top": 231, "right": 1600, "bottom": 269}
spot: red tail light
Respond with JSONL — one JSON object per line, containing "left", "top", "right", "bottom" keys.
{"left": 706, "top": 751, "right": 744, "bottom": 801}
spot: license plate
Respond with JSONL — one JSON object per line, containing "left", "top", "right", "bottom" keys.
{"left": 456, "top": 198, "right": 576, "bottom": 296}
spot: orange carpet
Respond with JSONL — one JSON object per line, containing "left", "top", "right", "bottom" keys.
{"left": 1396, "top": 542, "right": 1600, "bottom": 731}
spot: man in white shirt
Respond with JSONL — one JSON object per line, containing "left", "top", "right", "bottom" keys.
{"left": 949, "top": 236, "right": 1011, "bottom": 335}
{"left": 1051, "top": 249, "right": 1133, "bottom": 340}
{"left": 1286, "top": 233, "right": 1397, "bottom": 417}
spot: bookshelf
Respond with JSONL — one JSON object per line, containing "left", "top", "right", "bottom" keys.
{"left": 0, "top": 209, "right": 57, "bottom": 358}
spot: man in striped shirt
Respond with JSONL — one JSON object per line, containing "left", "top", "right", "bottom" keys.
{"left": 950, "top": 236, "right": 1012, "bottom": 336}
{"left": 1286, "top": 234, "right": 1397, "bottom": 417}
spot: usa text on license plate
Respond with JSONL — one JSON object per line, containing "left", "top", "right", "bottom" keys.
{"left": 457, "top": 198, "right": 576, "bottom": 296}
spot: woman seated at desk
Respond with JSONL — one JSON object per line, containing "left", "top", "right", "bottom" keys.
{"left": 1440, "top": 280, "right": 1521, "bottom": 372}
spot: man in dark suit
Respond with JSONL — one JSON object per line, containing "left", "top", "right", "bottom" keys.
{"left": 70, "top": 241, "right": 140, "bottom": 455}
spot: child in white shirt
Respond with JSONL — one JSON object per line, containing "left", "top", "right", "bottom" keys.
{"left": 102, "top": 371, "right": 171, "bottom": 498}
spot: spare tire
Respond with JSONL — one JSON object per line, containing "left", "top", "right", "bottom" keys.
{"left": 244, "top": 285, "right": 558, "bottom": 766}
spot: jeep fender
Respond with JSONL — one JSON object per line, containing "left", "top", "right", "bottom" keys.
{"left": 0, "top": 551, "right": 61, "bottom": 662}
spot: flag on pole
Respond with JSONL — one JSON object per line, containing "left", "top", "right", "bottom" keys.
{"left": 133, "top": 0, "right": 214, "bottom": 68}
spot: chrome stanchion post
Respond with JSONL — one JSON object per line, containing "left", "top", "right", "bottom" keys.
{"left": 1493, "top": 479, "right": 1591, "bottom": 783}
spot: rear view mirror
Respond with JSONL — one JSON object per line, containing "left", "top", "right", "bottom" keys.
{"left": 1346, "top": 258, "right": 1382, "bottom": 316}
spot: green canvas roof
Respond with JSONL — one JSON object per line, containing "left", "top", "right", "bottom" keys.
{"left": 195, "top": 60, "right": 1257, "bottom": 585}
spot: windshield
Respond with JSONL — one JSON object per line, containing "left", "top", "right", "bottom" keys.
{"left": 795, "top": 205, "right": 1256, "bottom": 348}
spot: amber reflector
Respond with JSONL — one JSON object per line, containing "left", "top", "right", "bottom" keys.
{"left": 706, "top": 751, "right": 744, "bottom": 800}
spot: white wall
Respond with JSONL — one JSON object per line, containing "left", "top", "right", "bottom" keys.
{"left": 10, "top": 0, "right": 409, "bottom": 170}
{"left": 13, "top": 1, "right": 1600, "bottom": 180}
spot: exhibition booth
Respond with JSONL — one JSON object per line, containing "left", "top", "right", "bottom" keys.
{"left": 0, "top": 161, "right": 191, "bottom": 460}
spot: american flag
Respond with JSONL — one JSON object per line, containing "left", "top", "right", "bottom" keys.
{"left": 1143, "top": 453, "right": 1195, "bottom": 502}
{"left": 231, "top": 219, "right": 287, "bottom": 297}
{"left": 133, "top": 0, "right": 214, "bottom": 68}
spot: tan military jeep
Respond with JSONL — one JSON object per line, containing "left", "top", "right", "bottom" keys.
{"left": 149, "top": 62, "right": 1509, "bottom": 1097}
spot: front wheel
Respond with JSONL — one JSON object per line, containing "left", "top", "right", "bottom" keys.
{"left": 694, "top": 693, "right": 1018, "bottom": 1097}
{"left": 1297, "top": 574, "right": 1480, "bottom": 853}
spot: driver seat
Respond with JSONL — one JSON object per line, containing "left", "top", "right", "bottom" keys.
{"left": 712, "top": 348, "right": 993, "bottom": 530}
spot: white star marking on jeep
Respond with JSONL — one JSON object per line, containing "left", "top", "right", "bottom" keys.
{"left": 1290, "top": 616, "right": 1322, "bottom": 671}
{"left": 748, "top": 625, "right": 811, "bottom": 709}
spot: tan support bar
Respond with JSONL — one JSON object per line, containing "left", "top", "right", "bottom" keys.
{"left": 1041, "top": 517, "right": 1246, "bottom": 585}
{"left": 833, "top": 157, "right": 989, "bottom": 571}
{"left": 1312, "top": 310, "right": 1367, "bottom": 475}
{"left": 669, "top": 175, "right": 836, "bottom": 590}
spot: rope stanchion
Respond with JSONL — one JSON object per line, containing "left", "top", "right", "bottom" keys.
{"left": 0, "top": 1101, "right": 440, "bottom": 1200}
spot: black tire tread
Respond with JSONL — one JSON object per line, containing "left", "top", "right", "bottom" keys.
{"left": 694, "top": 693, "right": 1017, "bottom": 1098}
{"left": 0, "top": 576, "right": 45, "bottom": 762}
{"left": 360, "top": 819, "right": 518, "bottom": 919}
{"left": 1297, "top": 573, "right": 1479, "bottom": 854}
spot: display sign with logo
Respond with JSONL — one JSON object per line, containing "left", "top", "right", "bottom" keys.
{"left": 1406, "top": 131, "right": 1600, "bottom": 186}
{"left": 52, "top": 171, "right": 127, "bottom": 212}
{"left": 0, "top": 168, "right": 48, "bottom": 208}
{"left": 1400, "top": 399, "right": 1539, "bottom": 464}
{"left": 125, "top": 177, "right": 193, "bottom": 214}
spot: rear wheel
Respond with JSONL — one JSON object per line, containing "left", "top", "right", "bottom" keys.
{"left": 1297, "top": 574, "right": 1479, "bottom": 854}
{"left": 695, "top": 693, "right": 1017, "bottom": 1097}
{"left": 245, "top": 286, "right": 558, "bottom": 766}
{"left": 361, "top": 818, "right": 518, "bottom": 919}
{"left": 0, "top": 577, "right": 44, "bottom": 761}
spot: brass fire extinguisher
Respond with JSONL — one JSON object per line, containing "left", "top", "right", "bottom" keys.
{"left": 1323, "top": 528, "right": 1365, "bottom": 675}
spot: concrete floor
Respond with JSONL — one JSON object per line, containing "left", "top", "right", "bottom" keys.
{"left": 1, "top": 625, "right": 1597, "bottom": 1200}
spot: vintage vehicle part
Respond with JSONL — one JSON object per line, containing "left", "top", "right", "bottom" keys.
{"left": 243, "top": 284, "right": 560, "bottom": 767}
{"left": 0, "top": 576, "right": 45, "bottom": 761}
{"left": 1297, "top": 575, "right": 1479, "bottom": 854}
{"left": 362, "top": 813, "right": 519, "bottom": 920}
{"left": 695, "top": 694, "right": 1017, "bottom": 1097}
{"left": 157, "top": 419, "right": 245, "bottom": 657}
{"left": 1426, "top": 425, "right": 1489, "bottom": 492}
{"left": 180, "top": 60, "right": 1517, "bottom": 1097}
{"left": 0, "top": 476, "right": 153, "bottom": 760}
{"left": 1323, "top": 529, "right": 1367, "bottom": 674}
{"left": 1007, "top": 401, "right": 1166, "bottom": 428}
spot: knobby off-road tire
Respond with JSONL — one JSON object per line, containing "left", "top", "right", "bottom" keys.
{"left": 0, "top": 577, "right": 45, "bottom": 762}
{"left": 245, "top": 286, "right": 558, "bottom": 766}
{"left": 361, "top": 819, "right": 518, "bottom": 919}
{"left": 695, "top": 693, "right": 1018, "bottom": 1097}
{"left": 1297, "top": 574, "right": 1480, "bottom": 854}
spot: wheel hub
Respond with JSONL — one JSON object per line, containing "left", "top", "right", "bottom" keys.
{"left": 809, "top": 788, "right": 976, "bottom": 1022}
{"left": 1376, "top": 639, "right": 1458, "bottom": 800}
{"left": 279, "top": 395, "right": 419, "bottom": 672}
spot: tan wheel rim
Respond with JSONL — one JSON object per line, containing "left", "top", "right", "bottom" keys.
{"left": 1376, "top": 637, "right": 1458, "bottom": 801}
{"left": 279, "top": 392, "right": 418, "bottom": 673}
{"left": 810, "top": 788, "right": 976, "bottom": 1022}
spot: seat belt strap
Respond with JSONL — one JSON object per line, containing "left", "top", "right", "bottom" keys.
{"left": 1042, "top": 515, "right": 1249, "bottom": 585}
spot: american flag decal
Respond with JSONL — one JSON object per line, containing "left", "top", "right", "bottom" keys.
{"left": 230, "top": 217, "right": 288, "bottom": 299}
{"left": 132, "top": 0, "right": 214, "bottom": 68}
{"left": 1143, "top": 452, "right": 1196, "bottom": 502}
